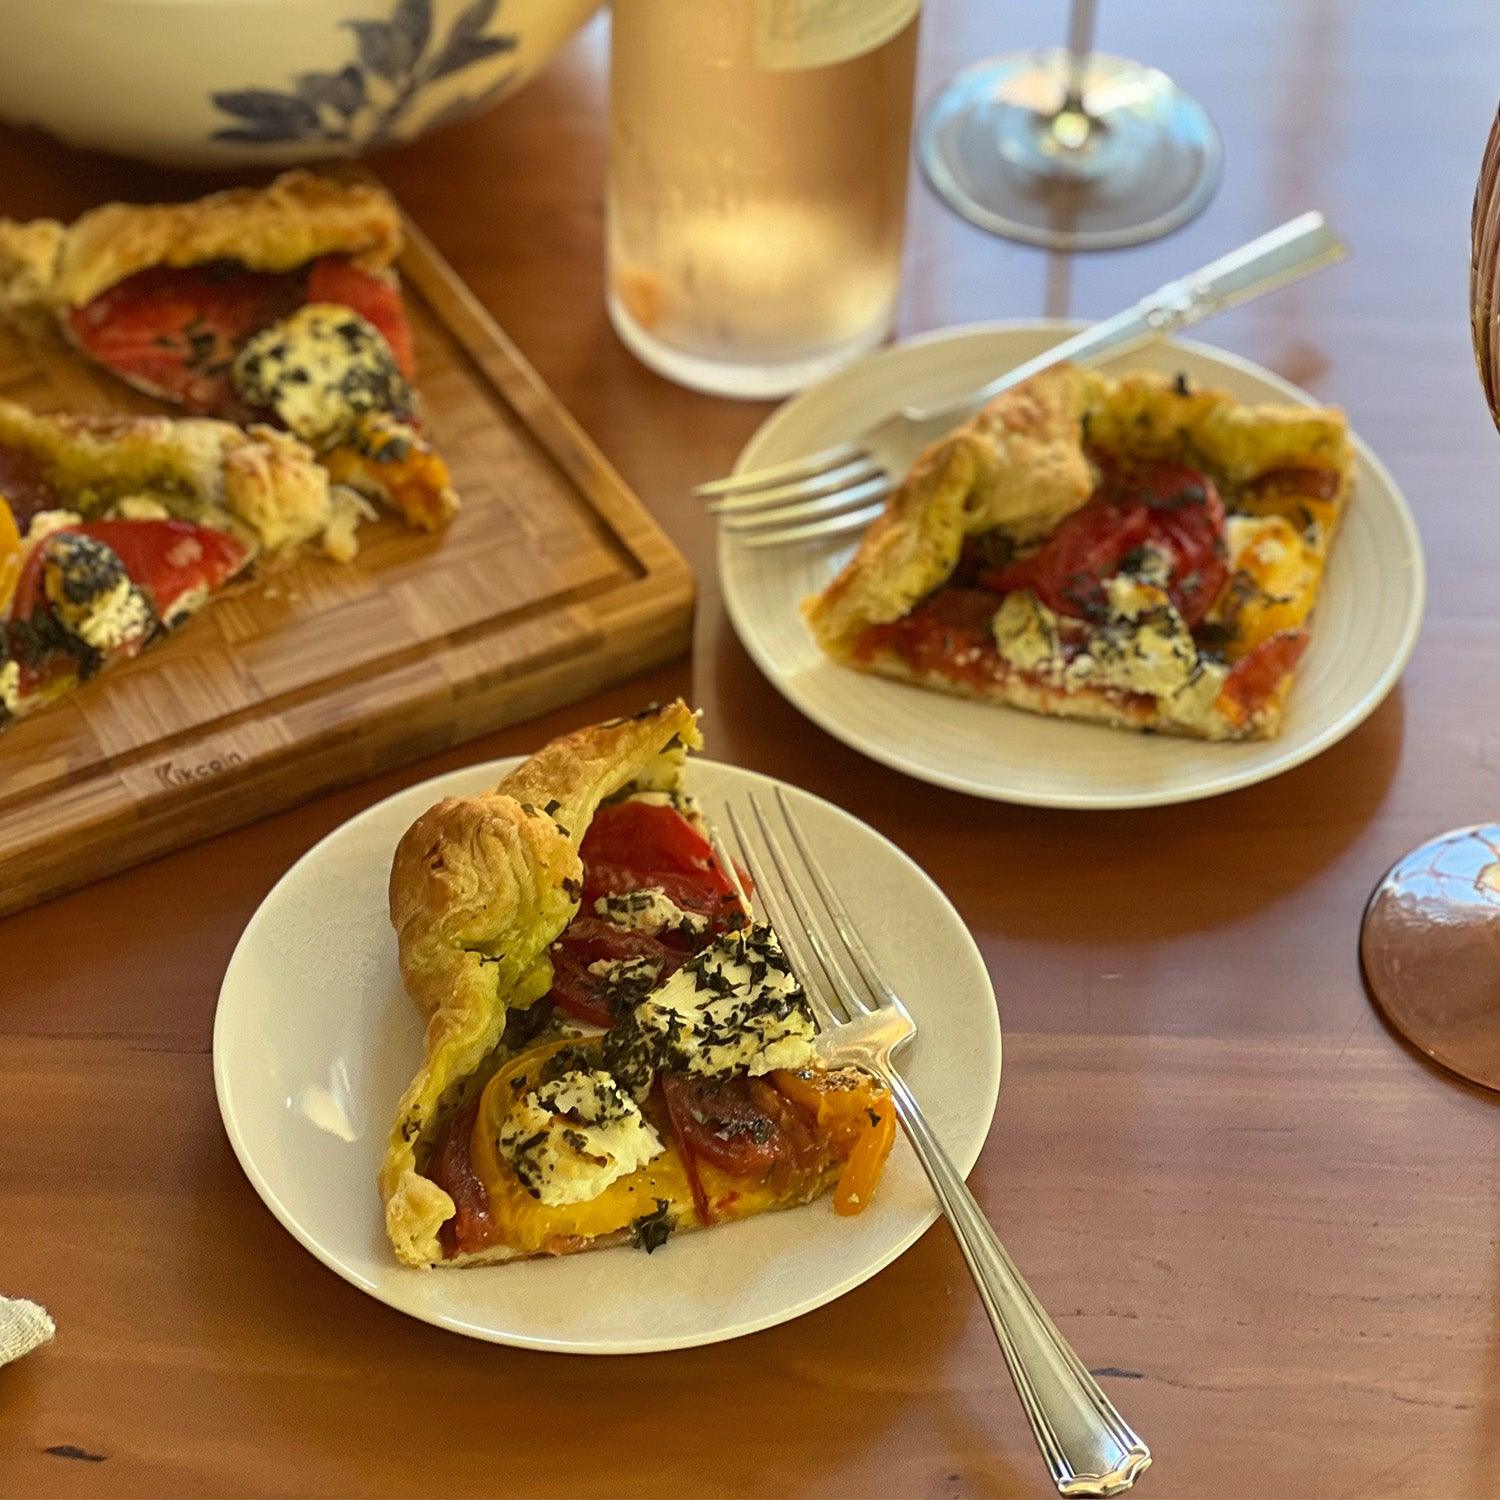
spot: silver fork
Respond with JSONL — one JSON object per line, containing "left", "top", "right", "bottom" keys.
{"left": 709, "top": 786, "right": 1151, "bottom": 1499}
{"left": 695, "top": 210, "right": 1346, "bottom": 549}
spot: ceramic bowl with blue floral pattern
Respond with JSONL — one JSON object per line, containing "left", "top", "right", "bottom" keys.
{"left": 0, "top": 0, "right": 603, "bottom": 166}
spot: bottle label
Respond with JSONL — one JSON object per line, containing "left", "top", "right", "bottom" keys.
{"left": 754, "top": 0, "right": 920, "bottom": 71}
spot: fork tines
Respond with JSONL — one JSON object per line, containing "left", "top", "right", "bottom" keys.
{"left": 695, "top": 446, "right": 891, "bottom": 548}
{"left": 712, "top": 787, "right": 905, "bottom": 1033}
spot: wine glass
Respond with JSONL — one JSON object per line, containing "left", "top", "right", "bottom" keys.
{"left": 1358, "top": 107, "right": 1500, "bottom": 1091}
{"left": 917, "top": 0, "right": 1222, "bottom": 251}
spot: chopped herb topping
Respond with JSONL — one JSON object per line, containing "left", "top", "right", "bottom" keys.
{"left": 630, "top": 1199, "right": 677, "bottom": 1253}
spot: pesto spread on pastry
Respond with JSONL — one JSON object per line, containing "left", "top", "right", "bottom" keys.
{"left": 803, "top": 365, "right": 1353, "bottom": 742}
{"left": 382, "top": 702, "right": 896, "bottom": 1268}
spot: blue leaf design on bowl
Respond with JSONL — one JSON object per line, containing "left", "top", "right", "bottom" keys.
{"left": 211, "top": 0, "right": 518, "bottom": 148}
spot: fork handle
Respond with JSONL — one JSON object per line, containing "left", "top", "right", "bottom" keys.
{"left": 879, "top": 1066, "right": 1151, "bottom": 1497}
{"left": 901, "top": 210, "right": 1347, "bottom": 425}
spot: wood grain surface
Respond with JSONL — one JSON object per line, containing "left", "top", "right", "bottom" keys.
{"left": 3, "top": 2, "right": 1500, "bottom": 1497}
{"left": 0, "top": 185, "right": 692, "bottom": 917}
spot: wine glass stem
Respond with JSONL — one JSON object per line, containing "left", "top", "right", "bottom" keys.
{"left": 1053, "top": 0, "right": 1099, "bottom": 149}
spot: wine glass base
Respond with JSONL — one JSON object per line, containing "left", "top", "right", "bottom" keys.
{"left": 1360, "top": 825, "right": 1500, "bottom": 1092}
{"left": 918, "top": 49, "right": 1223, "bottom": 252}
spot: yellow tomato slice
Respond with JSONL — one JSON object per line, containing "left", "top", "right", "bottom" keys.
{"left": 0, "top": 493, "right": 20, "bottom": 615}
{"left": 1210, "top": 514, "right": 1325, "bottom": 661}
{"left": 323, "top": 415, "right": 457, "bottom": 532}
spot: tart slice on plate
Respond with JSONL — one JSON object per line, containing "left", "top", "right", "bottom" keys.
{"left": 804, "top": 364, "right": 1353, "bottom": 741}
{"left": 0, "top": 170, "right": 457, "bottom": 535}
{"left": 383, "top": 700, "right": 896, "bottom": 1268}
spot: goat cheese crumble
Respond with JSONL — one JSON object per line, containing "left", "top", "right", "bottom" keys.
{"left": 109, "top": 495, "right": 171, "bottom": 522}
{"left": 232, "top": 303, "right": 410, "bottom": 448}
{"left": 605, "top": 924, "right": 816, "bottom": 1094}
{"left": 995, "top": 578, "right": 1205, "bottom": 702}
{"left": 0, "top": 660, "right": 20, "bottom": 715}
{"left": 39, "top": 533, "right": 153, "bottom": 653}
{"left": 595, "top": 887, "right": 708, "bottom": 939}
{"left": 498, "top": 1067, "right": 663, "bottom": 1206}
{"left": 1063, "top": 576, "right": 1199, "bottom": 699}
{"left": 992, "top": 589, "right": 1060, "bottom": 673}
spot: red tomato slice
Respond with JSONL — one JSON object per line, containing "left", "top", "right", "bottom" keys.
{"left": 74, "top": 520, "right": 251, "bottom": 619}
{"left": 9, "top": 518, "right": 248, "bottom": 624}
{"left": 579, "top": 860, "right": 740, "bottom": 929}
{"left": 67, "top": 263, "right": 306, "bottom": 413}
{"left": 306, "top": 257, "right": 416, "bottom": 377}
{"left": 546, "top": 801, "right": 752, "bottom": 1027}
{"left": 546, "top": 949, "right": 621, "bottom": 1029}
{"left": 981, "top": 459, "right": 1229, "bottom": 627}
{"left": 554, "top": 915, "right": 672, "bottom": 967}
{"left": 580, "top": 802, "right": 743, "bottom": 916}
{"left": 659, "top": 1072, "right": 783, "bottom": 1181}
{"left": 546, "top": 919, "right": 687, "bottom": 1027}
{"left": 1148, "top": 499, "right": 1230, "bottom": 626}
{"left": 423, "top": 1097, "right": 494, "bottom": 1258}
{"left": 65, "top": 255, "right": 414, "bottom": 415}
{"left": 854, "top": 586, "right": 1007, "bottom": 685}
{"left": 1099, "top": 457, "right": 1215, "bottom": 511}
{"left": 657, "top": 1077, "right": 714, "bottom": 1224}
{"left": 0, "top": 441, "right": 60, "bottom": 530}
{"left": 582, "top": 801, "right": 719, "bottom": 876}
{"left": 1219, "top": 630, "right": 1310, "bottom": 719}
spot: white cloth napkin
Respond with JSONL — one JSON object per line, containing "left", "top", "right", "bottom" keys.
{"left": 0, "top": 1295, "right": 54, "bottom": 1365}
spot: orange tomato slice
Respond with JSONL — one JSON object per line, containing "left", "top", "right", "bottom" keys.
{"left": 773, "top": 1066, "right": 897, "bottom": 1215}
{"left": 834, "top": 1096, "right": 896, "bottom": 1217}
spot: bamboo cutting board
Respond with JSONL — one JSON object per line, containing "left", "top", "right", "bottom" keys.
{"left": 0, "top": 198, "right": 694, "bottom": 918}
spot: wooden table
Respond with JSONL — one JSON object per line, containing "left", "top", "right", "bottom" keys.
{"left": 3, "top": 3, "right": 1499, "bottom": 1496}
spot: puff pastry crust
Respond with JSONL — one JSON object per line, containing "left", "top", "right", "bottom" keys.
{"left": 0, "top": 219, "right": 67, "bottom": 324}
{"left": 804, "top": 365, "right": 1353, "bottom": 741}
{"left": 0, "top": 397, "right": 348, "bottom": 558}
{"left": 0, "top": 171, "right": 402, "bottom": 314}
{"left": 383, "top": 701, "right": 702, "bottom": 1268}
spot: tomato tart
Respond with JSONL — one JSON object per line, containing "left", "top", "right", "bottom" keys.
{"left": 383, "top": 701, "right": 896, "bottom": 1268}
{"left": 0, "top": 171, "right": 456, "bottom": 539}
{"left": 0, "top": 400, "right": 335, "bottom": 725}
{"left": 804, "top": 364, "right": 1353, "bottom": 741}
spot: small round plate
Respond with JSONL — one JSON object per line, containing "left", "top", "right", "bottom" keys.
{"left": 719, "top": 322, "right": 1426, "bottom": 809}
{"left": 214, "top": 757, "right": 1001, "bottom": 1354}
{"left": 1362, "top": 825, "right": 1500, "bottom": 1092}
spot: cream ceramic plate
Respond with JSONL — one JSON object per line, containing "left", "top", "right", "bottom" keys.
{"left": 720, "top": 322, "right": 1426, "bottom": 808}
{"left": 214, "top": 757, "right": 1000, "bottom": 1354}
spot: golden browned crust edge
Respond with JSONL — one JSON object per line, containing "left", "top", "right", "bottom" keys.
{"left": 0, "top": 219, "right": 65, "bottom": 324}
{"left": 382, "top": 701, "right": 703, "bottom": 1268}
{"left": 802, "top": 364, "right": 1095, "bottom": 659}
{"left": 14, "top": 170, "right": 404, "bottom": 310}
{"left": 0, "top": 396, "right": 335, "bottom": 556}
{"left": 845, "top": 646, "right": 1294, "bottom": 741}
{"left": 803, "top": 365, "right": 1351, "bottom": 738}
